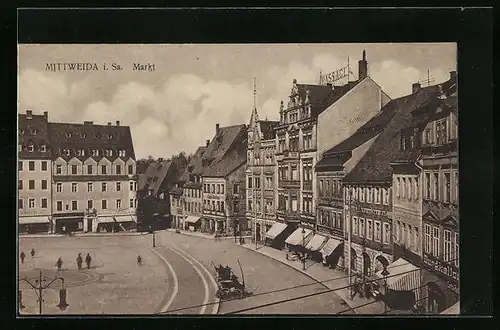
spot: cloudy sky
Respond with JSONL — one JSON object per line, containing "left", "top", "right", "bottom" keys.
{"left": 18, "top": 43, "right": 456, "bottom": 159}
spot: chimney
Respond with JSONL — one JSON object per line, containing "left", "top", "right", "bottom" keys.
{"left": 358, "top": 50, "right": 368, "bottom": 80}
{"left": 206, "top": 139, "right": 210, "bottom": 147}
{"left": 26, "top": 110, "right": 32, "bottom": 119}
{"left": 450, "top": 71, "right": 457, "bottom": 82}
{"left": 107, "top": 122, "right": 112, "bottom": 126}
{"left": 116, "top": 120, "right": 120, "bottom": 126}
{"left": 216, "top": 123, "right": 220, "bottom": 135}
{"left": 84, "top": 121, "right": 93, "bottom": 125}
{"left": 43, "top": 111, "right": 48, "bottom": 120}
{"left": 412, "top": 82, "right": 421, "bottom": 94}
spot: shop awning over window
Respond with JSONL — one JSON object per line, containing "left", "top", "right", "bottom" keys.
{"left": 319, "top": 237, "right": 342, "bottom": 257}
{"left": 440, "top": 301, "right": 460, "bottom": 315}
{"left": 285, "top": 227, "right": 313, "bottom": 246}
{"left": 97, "top": 217, "right": 115, "bottom": 224}
{"left": 19, "top": 216, "right": 50, "bottom": 225}
{"left": 130, "top": 215, "right": 138, "bottom": 223}
{"left": 185, "top": 216, "right": 201, "bottom": 224}
{"left": 305, "top": 234, "right": 328, "bottom": 251}
{"left": 113, "top": 215, "right": 136, "bottom": 223}
{"left": 375, "top": 258, "right": 421, "bottom": 303}
{"left": 265, "top": 222, "right": 288, "bottom": 240}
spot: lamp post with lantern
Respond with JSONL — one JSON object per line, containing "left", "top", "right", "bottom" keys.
{"left": 18, "top": 269, "right": 68, "bottom": 315}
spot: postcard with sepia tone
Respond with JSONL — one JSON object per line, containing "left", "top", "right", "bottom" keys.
{"left": 17, "top": 43, "right": 459, "bottom": 316}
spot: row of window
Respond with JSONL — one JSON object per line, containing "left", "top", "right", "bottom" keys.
{"left": 395, "top": 176, "right": 419, "bottom": 201}
{"left": 184, "top": 188, "right": 201, "bottom": 199}
{"left": 58, "top": 148, "right": 127, "bottom": 157}
{"left": 348, "top": 187, "right": 390, "bottom": 205}
{"left": 352, "top": 216, "right": 391, "bottom": 244}
{"left": 249, "top": 148, "right": 275, "bottom": 166}
{"left": 54, "top": 181, "right": 137, "bottom": 193}
{"left": 277, "top": 131, "right": 315, "bottom": 153}
{"left": 204, "top": 200, "right": 225, "bottom": 212}
{"left": 277, "top": 161, "right": 313, "bottom": 182}
{"left": 319, "top": 179, "right": 342, "bottom": 198}
{"left": 54, "top": 164, "right": 134, "bottom": 175}
{"left": 18, "top": 161, "right": 48, "bottom": 172}
{"left": 281, "top": 102, "right": 312, "bottom": 124}
{"left": 19, "top": 143, "right": 47, "bottom": 153}
{"left": 278, "top": 193, "right": 298, "bottom": 212}
{"left": 423, "top": 115, "right": 458, "bottom": 146}
{"left": 424, "top": 224, "right": 459, "bottom": 267}
{"left": 19, "top": 180, "right": 48, "bottom": 191}
{"left": 423, "top": 170, "right": 459, "bottom": 203}
{"left": 19, "top": 198, "right": 138, "bottom": 210}
{"left": 247, "top": 199, "right": 274, "bottom": 213}
{"left": 203, "top": 183, "right": 225, "bottom": 194}
{"left": 318, "top": 209, "right": 343, "bottom": 230}
{"left": 394, "top": 220, "right": 420, "bottom": 253}
{"left": 247, "top": 176, "right": 274, "bottom": 190}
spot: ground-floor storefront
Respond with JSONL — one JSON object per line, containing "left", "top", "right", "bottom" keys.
{"left": 18, "top": 216, "right": 51, "bottom": 234}
{"left": 201, "top": 215, "right": 227, "bottom": 234}
{"left": 249, "top": 217, "right": 276, "bottom": 244}
{"left": 184, "top": 215, "right": 202, "bottom": 232}
{"left": 421, "top": 269, "right": 459, "bottom": 314}
{"left": 351, "top": 243, "right": 393, "bottom": 279}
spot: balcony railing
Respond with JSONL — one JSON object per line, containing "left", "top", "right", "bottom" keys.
{"left": 279, "top": 180, "right": 300, "bottom": 189}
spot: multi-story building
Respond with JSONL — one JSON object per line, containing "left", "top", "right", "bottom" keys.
{"left": 202, "top": 124, "right": 247, "bottom": 234}
{"left": 391, "top": 72, "right": 458, "bottom": 313}
{"left": 49, "top": 120, "right": 138, "bottom": 233}
{"left": 139, "top": 156, "right": 187, "bottom": 230}
{"left": 341, "top": 77, "right": 457, "bottom": 311}
{"left": 170, "top": 145, "right": 207, "bottom": 231}
{"left": 18, "top": 110, "right": 52, "bottom": 234}
{"left": 246, "top": 106, "right": 280, "bottom": 243}
{"left": 315, "top": 101, "right": 398, "bottom": 268}
{"left": 275, "top": 51, "right": 391, "bottom": 241}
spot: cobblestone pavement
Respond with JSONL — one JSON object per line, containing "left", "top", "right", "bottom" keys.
{"left": 156, "top": 231, "right": 355, "bottom": 314}
{"left": 18, "top": 235, "right": 169, "bottom": 315}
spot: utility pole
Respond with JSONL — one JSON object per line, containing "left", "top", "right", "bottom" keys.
{"left": 347, "top": 187, "right": 353, "bottom": 300}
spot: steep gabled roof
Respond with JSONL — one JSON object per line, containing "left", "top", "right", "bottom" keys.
{"left": 202, "top": 124, "right": 247, "bottom": 177}
{"left": 18, "top": 113, "right": 51, "bottom": 159}
{"left": 138, "top": 159, "right": 173, "bottom": 195}
{"left": 179, "top": 146, "right": 206, "bottom": 182}
{"left": 344, "top": 83, "right": 442, "bottom": 183}
{"left": 48, "top": 122, "right": 136, "bottom": 161}
{"left": 258, "top": 120, "right": 280, "bottom": 140}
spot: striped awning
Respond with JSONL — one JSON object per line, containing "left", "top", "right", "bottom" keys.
{"left": 97, "top": 217, "right": 115, "bottom": 223}
{"left": 319, "top": 237, "right": 342, "bottom": 257}
{"left": 19, "top": 216, "right": 50, "bottom": 224}
{"left": 375, "top": 258, "right": 421, "bottom": 303}
{"left": 285, "top": 228, "right": 313, "bottom": 246}
{"left": 305, "top": 234, "right": 328, "bottom": 251}
{"left": 265, "top": 222, "right": 287, "bottom": 240}
{"left": 185, "top": 216, "right": 201, "bottom": 224}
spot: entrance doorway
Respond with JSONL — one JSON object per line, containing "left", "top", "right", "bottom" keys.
{"left": 363, "top": 252, "right": 371, "bottom": 277}
{"left": 87, "top": 218, "right": 93, "bottom": 232}
{"left": 255, "top": 223, "right": 261, "bottom": 242}
{"left": 427, "top": 282, "right": 446, "bottom": 313}
{"left": 351, "top": 248, "right": 357, "bottom": 271}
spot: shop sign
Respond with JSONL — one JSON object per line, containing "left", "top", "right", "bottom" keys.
{"left": 423, "top": 253, "right": 459, "bottom": 283}
{"left": 206, "top": 194, "right": 224, "bottom": 200}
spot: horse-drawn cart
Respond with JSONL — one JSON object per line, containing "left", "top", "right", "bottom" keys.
{"left": 212, "top": 259, "right": 254, "bottom": 300}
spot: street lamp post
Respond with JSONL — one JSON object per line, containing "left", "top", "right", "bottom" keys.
{"left": 302, "top": 227, "right": 306, "bottom": 270}
{"left": 18, "top": 269, "right": 68, "bottom": 315}
{"left": 381, "top": 266, "right": 390, "bottom": 313}
{"left": 152, "top": 223, "right": 156, "bottom": 247}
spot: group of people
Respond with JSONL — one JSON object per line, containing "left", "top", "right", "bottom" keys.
{"left": 19, "top": 248, "right": 36, "bottom": 263}
{"left": 55, "top": 253, "right": 92, "bottom": 271}
{"left": 19, "top": 248, "right": 93, "bottom": 272}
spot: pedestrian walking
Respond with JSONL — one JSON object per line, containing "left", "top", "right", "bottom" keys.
{"left": 20, "top": 251, "right": 25, "bottom": 264}
{"left": 137, "top": 255, "right": 142, "bottom": 266}
{"left": 85, "top": 253, "right": 92, "bottom": 269}
{"left": 30, "top": 248, "right": 35, "bottom": 258}
{"left": 56, "top": 257, "right": 63, "bottom": 271}
{"left": 76, "top": 253, "right": 83, "bottom": 270}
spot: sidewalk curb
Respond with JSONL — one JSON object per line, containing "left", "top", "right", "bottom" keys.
{"left": 166, "top": 229, "right": 252, "bottom": 241}
{"left": 19, "top": 232, "right": 145, "bottom": 239}
{"left": 236, "top": 243, "right": 357, "bottom": 314}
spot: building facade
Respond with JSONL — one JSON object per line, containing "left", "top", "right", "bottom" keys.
{"left": 202, "top": 124, "right": 247, "bottom": 234}
{"left": 246, "top": 107, "right": 280, "bottom": 243}
{"left": 18, "top": 111, "right": 52, "bottom": 233}
{"left": 49, "top": 120, "right": 138, "bottom": 233}
{"left": 275, "top": 51, "right": 390, "bottom": 238}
